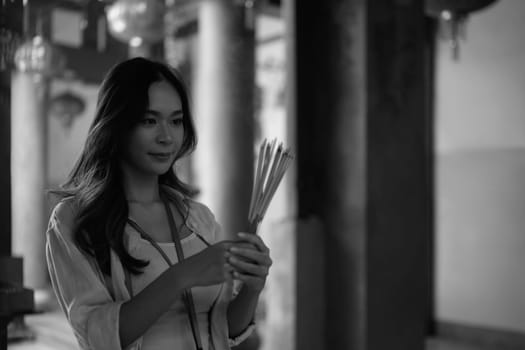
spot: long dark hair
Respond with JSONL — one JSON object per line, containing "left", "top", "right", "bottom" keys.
{"left": 53, "top": 57, "right": 197, "bottom": 276}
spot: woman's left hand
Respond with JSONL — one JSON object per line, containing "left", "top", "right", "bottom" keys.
{"left": 227, "top": 232, "right": 272, "bottom": 293}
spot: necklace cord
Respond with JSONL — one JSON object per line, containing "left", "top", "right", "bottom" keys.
{"left": 123, "top": 191, "right": 204, "bottom": 350}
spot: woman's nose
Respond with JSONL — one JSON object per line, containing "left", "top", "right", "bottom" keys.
{"left": 157, "top": 122, "right": 173, "bottom": 143}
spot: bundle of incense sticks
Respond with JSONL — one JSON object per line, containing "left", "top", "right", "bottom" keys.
{"left": 248, "top": 139, "right": 293, "bottom": 234}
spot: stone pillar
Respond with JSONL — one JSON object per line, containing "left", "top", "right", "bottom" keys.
{"left": 291, "top": 1, "right": 432, "bottom": 349}
{"left": 0, "top": 74, "right": 12, "bottom": 257}
{"left": 194, "top": 0, "right": 255, "bottom": 238}
{"left": 0, "top": 0, "right": 23, "bottom": 258}
{"left": 11, "top": 72, "right": 49, "bottom": 290}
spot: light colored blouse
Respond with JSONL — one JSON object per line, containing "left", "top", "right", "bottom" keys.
{"left": 46, "top": 191, "right": 254, "bottom": 350}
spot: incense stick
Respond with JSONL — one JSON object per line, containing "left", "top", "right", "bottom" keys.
{"left": 249, "top": 140, "right": 266, "bottom": 221}
{"left": 248, "top": 139, "right": 293, "bottom": 233}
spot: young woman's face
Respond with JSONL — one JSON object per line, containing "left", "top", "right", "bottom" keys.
{"left": 121, "top": 80, "right": 184, "bottom": 178}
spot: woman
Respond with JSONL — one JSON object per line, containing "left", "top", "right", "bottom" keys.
{"left": 46, "top": 57, "right": 272, "bottom": 350}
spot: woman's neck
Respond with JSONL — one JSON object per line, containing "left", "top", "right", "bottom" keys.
{"left": 121, "top": 169, "right": 161, "bottom": 203}
{"left": 126, "top": 186, "right": 161, "bottom": 203}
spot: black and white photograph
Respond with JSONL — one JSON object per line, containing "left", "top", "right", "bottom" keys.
{"left": 0, "top": 1, "right": 524, "bottom": 349}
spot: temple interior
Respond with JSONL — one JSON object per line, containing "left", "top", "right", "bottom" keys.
{"left": 1, "top": 0, "right": 525, "bottom": 349}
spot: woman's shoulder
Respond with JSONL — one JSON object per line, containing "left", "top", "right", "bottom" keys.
{"left": 185, "top": 198, "right": 216, "bottom": 225}
{"left": 51, "top": 196, "right": 78, "bottom": 219}
{"left": 185, "top": 198, "right": 221, "bottom": 243}
{"left": 48, "top": 197, "right": 79, "bottom": 238}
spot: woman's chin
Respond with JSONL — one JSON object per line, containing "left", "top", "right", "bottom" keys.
{"left": 152, "top": 165, "right": 173, "bottom": 176}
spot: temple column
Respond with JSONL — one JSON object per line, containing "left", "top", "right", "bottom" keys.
{"left": 0, "top": 73, "right": 12, "bottom": 257}
{"left": 11, "top": 72, "right": 48, "bottom": 291}
{"left": 194, "top": 0, "right": 255, "bottom": 238}
{"left": 290, "top": 0, "right": 433, "bottom": 349}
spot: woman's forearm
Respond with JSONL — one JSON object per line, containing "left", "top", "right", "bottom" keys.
{"left": 227, "top": 285, "right": 260, "bottom": 337}
{"left": 118, "top": 263, "right": 192, "bottom": 348}
{"left": 118, "top": 240, "right": 234, "bottom": 347}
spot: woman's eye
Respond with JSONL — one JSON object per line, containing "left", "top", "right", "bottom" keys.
{"left": 171, "top": 118, "right": 183, "bottom": 126}
{"left": 140, "top": 118, "right": 156, "bottom": 126}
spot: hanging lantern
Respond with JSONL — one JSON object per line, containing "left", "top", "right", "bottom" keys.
{"left": 164, "top": 0, "right": 199, "bottom": 37}
{"left": 106, "top": 0, "right": 165, "bottom": 44}
{"left": 14, "top": 35, "right": 65, "bottom": 77}
{"left": 0, "top": 29, "right": 23, "bottom": 72}
{"left": 425, "top": 0, "right": 498, "bottom": 60}
{"left": 14, "top": 1, "right": 66, "bottom": 77}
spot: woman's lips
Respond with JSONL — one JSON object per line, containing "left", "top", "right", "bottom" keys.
{"left": 149, "top": 152, "right": 173, "bottom": 161}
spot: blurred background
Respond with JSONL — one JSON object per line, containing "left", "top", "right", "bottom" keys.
{"left": 1, "top": 0, "right": 524, "bottom": 349}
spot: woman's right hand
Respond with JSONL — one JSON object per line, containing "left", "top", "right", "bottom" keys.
{"left": 181, "top": 241, "right": 236, "bottom": 287}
